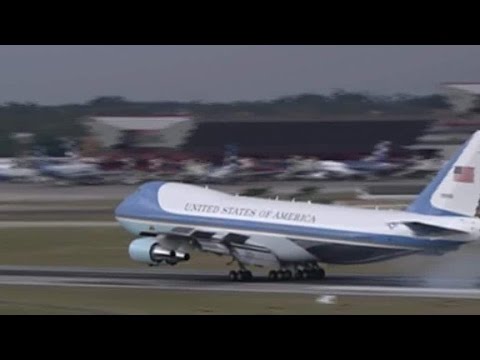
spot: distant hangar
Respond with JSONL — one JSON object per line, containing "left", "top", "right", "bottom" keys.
{"left": 85, "top": 114, "right": 435, "bottom": 161}
{"left": 85, "top": 115, "right": 195, "bottom": 149}
{"left": 441, "top": 82, "right": 480, "bottom": 114}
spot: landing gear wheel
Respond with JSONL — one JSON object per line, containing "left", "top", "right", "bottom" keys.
{"left": 316, "top": 268, "right": 326, "bottom": 280}
{"left": 295, "top": 270, "right": 304, "bottom": 280}
{"left": 268, "top": 270, "right": 278, "bottom": 281}
{"left": 283, "top": 270, "right": 292, "bottom": 281}
{"left": 303, "top": 269, "right": 313, "bottom": 279}
{"left": 238, "top": 270, "right": 253, "bottom": 282}
{"left": 229, "top": 270, "right": 238, "bottom": 281}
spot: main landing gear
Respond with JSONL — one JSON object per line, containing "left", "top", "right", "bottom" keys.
{"left": 229, "top": 270, "right": 253, "bottom": 282}
{"left": 228, "top": 266, "right": 326, "bottom": 282}
{"left": 268, "top": 267, "right": 325, "bottom": 281}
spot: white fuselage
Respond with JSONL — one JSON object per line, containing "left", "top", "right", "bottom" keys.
{"left": 41, "top": 162, "right": 99, "bottom": 177}
{"left": 115, "top": 182, "right": 479, "bottom": 265}
{"left": 114, "top": 131, "right": 480, "bottom": 268}
{"left": 0, "top": 165, "right": 39, "bottom": 179}
{"left": 158, "top": 183, "right": 478, "bottom": 243}
{"left": 317, "top": 160, "right": 358, "bottom": 177}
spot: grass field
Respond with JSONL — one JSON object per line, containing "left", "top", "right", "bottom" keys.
{"left": 0, "top": 200, "right": 119, "bottom": 221}
{"left": 1, "top": 227, "right": 480, "bottom": 280}
{"left": 0, "top": 200, "right": 121, "bottom": 207}
{"left": 1, "top": 223, "right": 480, "bottom": 314}
{"left": 0, "top": 195, "right": 408, "bottom": 221}
{"left": 0, "top": 227, "right": 227, "bottom": 269}
{"left": 0, "top": 285, "right": 479, "bottom": 314}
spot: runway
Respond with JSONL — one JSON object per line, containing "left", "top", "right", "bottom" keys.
{"left": 1, "top": 265, "right": 480, "bottom": 299}
{"left": 0, "top": 180, "right": 426, "bottom": 202}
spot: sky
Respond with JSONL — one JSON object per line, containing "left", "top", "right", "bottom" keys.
{"left": 0, "top": 45, "right": 479, "bottom": 105}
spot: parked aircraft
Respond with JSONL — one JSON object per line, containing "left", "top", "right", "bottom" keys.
{"left": 283, "top": 141, "right": 398, "bottom": 180}
{"left": 0, "top": 163, "right": 41, "bottom": 182}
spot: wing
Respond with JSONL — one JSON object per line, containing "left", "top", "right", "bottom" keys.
{"left": 150, "top": 226, "right": 315, "bottom": 267}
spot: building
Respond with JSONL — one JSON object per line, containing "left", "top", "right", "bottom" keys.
{"left": 441, "top": 83, "right": 480, "bottom": 114}
{"left": 85, "top": 114, "right": 436, "bottom": 162}
{"left": 85, "top": 115, "right": 195, "bottom": 150}
{"left": 409, "top": 83, "right": 480, "bottom": 160}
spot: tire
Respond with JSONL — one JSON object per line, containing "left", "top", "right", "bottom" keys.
{"left": 268, "top": 270, "right": 278, "bottom": 281}
{"left": 229, "top": 270, "right": 238, "bottom": 281}
{"left": 295, "top": 270, "right": 304, "bottom": 280}
{"left": 316, "top": 268, "right": 326, "bottom": 280}
{"left": 283, "top": 270, "right": 292, "bottom": 281}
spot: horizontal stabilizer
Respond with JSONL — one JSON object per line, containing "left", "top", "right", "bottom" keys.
{"left": 388, "top": 219, "right": 470, "bottom": 237}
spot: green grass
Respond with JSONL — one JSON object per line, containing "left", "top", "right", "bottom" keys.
{"left": 0, "top": 285, "right": 479, "bottom": 314}
{"left": 0, "top": 286, "right": 480, "bottom": 315}
{"left": 0, "top": 200, "right": 120, "bottom": 207}
{"left": 0, "top": 227, "right": 478, "bottom": 278}
{"left": 1, "top": 226, "right": 480, "bottom": 314}
{"left": 0, "top": 211, "right": 116, "bottom": 221}
{"left": 0, "top": 200, "right": 118, "bottom": 221}
{"left": 0, "top": 227, "right": 233, "bottom": 269}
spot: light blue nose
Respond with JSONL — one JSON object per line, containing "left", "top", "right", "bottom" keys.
{"left": 114, "top": 181, "right": 166, "bottom": 218}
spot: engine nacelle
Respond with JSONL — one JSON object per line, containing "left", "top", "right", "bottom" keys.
{"left": 128, "top": 238, "right": 190, "bottom": 265}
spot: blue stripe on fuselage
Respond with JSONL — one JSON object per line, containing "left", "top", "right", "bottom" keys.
{"left": 115, "top": 181, "right": 464, "bottom": 252}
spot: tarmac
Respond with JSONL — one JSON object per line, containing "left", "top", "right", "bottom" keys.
{"left": 0, "top": 265, "right": 479, "bottom": 299}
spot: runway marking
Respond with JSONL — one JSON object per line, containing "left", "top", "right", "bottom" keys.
{"left": 308, "top": 285, "right": 480, "bottom": 299}
{"left": 0, "top": 268, "right": 479, "bottom": 299}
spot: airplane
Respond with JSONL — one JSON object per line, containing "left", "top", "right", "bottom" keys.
{"left": 283, "top": 141, "right": 399, "bottom": 180}
{"left": 115, "top": 131, "right": 480, "bottom": 282}
{"left": 342, "top": 141, "right": 400, "bottom": 175}
{"left": 0, "top": 158, "right": 14, "bottom": 168}
{"left": 32, "top": 149, "right": 120, "bottom": 185}
{"left": 203, "top": 145, "right": 241, "bottom": 184}
{"left": 0, "top": 163, "right": 41, "bottom": 182}
{"left": 192, "top": 145, "right": 282, "bottom": 184}
{"left": 37, "top": 161, "right": 104, "bottom": 184}
{"left": 179, "top": 159, "right": 212, "bottom": 183}
{"left": 354, "top": 188, "right": 417, "bottom": 201}
{"left": 319, "top": 141, "right": 400, "bottom": 179}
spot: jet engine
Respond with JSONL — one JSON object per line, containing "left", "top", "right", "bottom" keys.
{"left": 128, "top": 238, "right": 190, "bottom": 265}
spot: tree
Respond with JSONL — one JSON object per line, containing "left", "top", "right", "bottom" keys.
{"left": 87, "top": 96, "right": 129, "bottom": 106}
